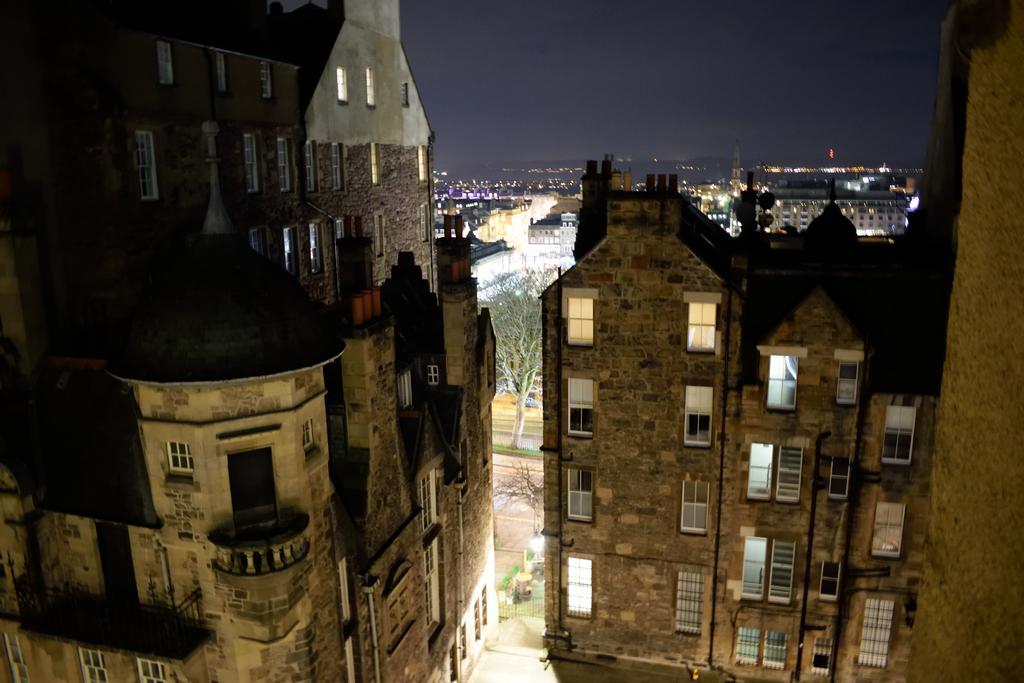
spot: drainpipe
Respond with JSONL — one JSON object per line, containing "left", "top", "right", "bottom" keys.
{"left": 455, "top": 479, "right": 467, "bottom": 682}
{"left": 708, "top": 285, "right": 733, "bottom": 668}
{"left": 362, "top": 578, "right": 382, "bottom": 683}
{"left": 795, "top": 430, "right": 831, "bottom": 680}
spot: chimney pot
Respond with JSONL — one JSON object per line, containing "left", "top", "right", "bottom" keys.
{"left": 455, "top": 215, "right": 464, "bottom": 237}
{"left": 586, "top": 159, "right": 597, "bottom": 175}
{"left": 623, "top": 170, "right": 632, "bottom": 191}
{"left": 443, "top": 214, "right": 452, "bottom": 239}
{"left": 657, "top": 174, "right": 667, "bottom": 192}
{"left": 669, "top": 174, "right": 679, "bottom": 193}
{"left": 351, "top": 294, "right": 365, "bottom": 326}
{"left": 601, "top": 157, "right": 612, "bottom": 178}
{"left": 646, "top": 174, "right": 656, "bottom": 192}
{"left": 371, "top": 287, "right": 382, "bottom": 317}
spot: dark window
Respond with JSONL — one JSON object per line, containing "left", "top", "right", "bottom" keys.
{"left": 228, "top": 448, "right": 277, "bottom": 526}
{"left": 96, "top": 522, "right": 139, "bottom": 603}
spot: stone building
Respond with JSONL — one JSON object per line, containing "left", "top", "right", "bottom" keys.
{"left": 1, "top": 0, "right": 434, "bottom": 358}
{"left": 0, "top": 116, "right": 495, "bottom": 683}
{"left": 541, "top": 170, "right": 949, "bottom": 681}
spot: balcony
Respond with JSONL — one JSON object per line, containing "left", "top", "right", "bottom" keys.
{"left": 208, "top": 512, "right": 310, "bottom": 576}
{"left": 14, "top": 578, "right": 208, "bottom": 659}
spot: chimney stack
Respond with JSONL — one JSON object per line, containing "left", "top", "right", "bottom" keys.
{"left": 657, "top": 174, "right": 667, "bottom": 193}
{"left": 601, "top": 155, "right": 612, "bottom": 178}
{"left": 586, "top": 159, "right": 598, "bottom": 176}
{"left": 646, "top": 174, "right": 656, "bottom": 192}
{"left": 455, "top": 215, "right": 464, "bottom": 238}
{"left": 623, "top": 170, "right": 632, "bottom": 191}
{"left": 669, "top": 174, "right": 678, "bottom": 194}
{"left": 443, "top": 214, "right": 453, "bottom": 239}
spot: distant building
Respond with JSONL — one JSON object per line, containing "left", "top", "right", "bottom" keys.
{"left": 524, "top": 212, "right": 577, "bottom": 271}
{"left": 771, "top": 176, "right": 911, "bottom": 236}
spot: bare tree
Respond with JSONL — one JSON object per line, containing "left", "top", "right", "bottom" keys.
{"left": 493, "top": 460, "right": 543, "bottom": 525}
{"left": 480, "top": 269, "right": 551, "bottom": 449}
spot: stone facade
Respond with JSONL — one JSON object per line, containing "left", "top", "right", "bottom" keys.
{"left": 542, "top": 185, "right": 945, "bottom": 682}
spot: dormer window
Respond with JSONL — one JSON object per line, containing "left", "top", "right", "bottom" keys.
{"left": 167, "top": 441, "right": 193, "bottom": 475}
{"left": 426, "top": 364, "right": 440, "bottom": 386}
{"left": 397, "top": 369, "right": 412, "bottom": 408}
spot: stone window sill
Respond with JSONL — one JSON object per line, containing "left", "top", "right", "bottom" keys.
{"left": 165, "top": 474, "right": 199, "bottom": 492}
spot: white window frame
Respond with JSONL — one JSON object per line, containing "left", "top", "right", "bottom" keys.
{"left": 680, "top": 480, "right": 708, "bottom": 534}
{"left": 763, "top": 631, "right": 787, "bottom": 670}
{"left": 741, "top": 536, "right": 767, "bottom": 599}
{"left": 397, "top": 369, "right": 412, "bottom": 408}
{"left": 819, "top": 561, "right": 840, "bottom": 602}
{"left": 260, "top": 61, "right": 273, "bottom": 98}
{"left": 373, "top": 214, "right": 385, "bottom": 257}
{"left": 567, "top": 468, "right": 593, "bottom": 522}
{"left": 336, "top": 66, "right": 348, "bottom": 102}
{"left": 674, "top": 570, "right": 702, "bottom": 634}
{"left": 339, "top": 557, "right": 352, "bottom": 621}
{"left": 566, "top": 557, "right": 592, "bottom": 618}
{"left": 768, "top": 540, "right": 796, "bottom": 604}
{"left": 424, "top": 537, "right": 441, "bottom": 629}
{"left": 304, "top": 140, "right": 317, "bottom": 192}
{"left": 3, "top": 634, "right": 28, "bottom": 683}
{"left": 811, "top": 637, "right": 833, "bottom": 676}
{"left": 301, "top": 418, "right": 314, "bottom": 451}
{"left": 79, "top": 648, "right": 107, "bottom": 683}
{"left": 882, "top": 405, "right": 916, "bottom": 465}
{"left": 156, "top": 40, "right": 173, "bottom": 85}
{"left": 828, "top": 457, "right": 851, "bottom": 499}
{"left": 736, "top": 626, "right": 760, "bottom": 665}
{"left": 277, "top": 137, "right": 291, "bottom": 192}
{"left": 567, "top": 377, "right": 594, "bottom": 437}
{"left": 687, "top": 302, "right": 716, "bottom": 352}
{"left": 836, "top": 361, "right": 859, "bottom": 405}
{"left": 418, "top": 145, "right": 428, "bottom": 183}
{"left": 683, "top": 385, "right": 713, "bottom": 447}
{"left": 775, "top": 447, "right": 803, "bottom": 503}
{"left": 282, "top": 227, "right": 297, "bottom": 275}
{"left": 566, "top": 296, "right": 594, "bottom": 346}
{"left": 747, "top": 443, "right": 773, "bottom": 500}
{"left": 871, "top": 502, "right": 906, "bottom": 558}
{"left": 365, "top": 66, "right": 375, "bottom": 106}
{"left": 308, "top": 223, "right": 323, "bottom": 274}
{"left": 370, "top": 142, "right": 381, "bottom": 185}
{"left": 420, "top": 204, "right": 430, "bottom": 241}
{"left": 419, "top": 469, "right": 437, "bottom": 530}
{"left": 858, "top": 598, "right": 895, "bottom": 668}
{"left": 767, "top": 355, "right": 798, "bottom": 410}
{"left": 426, "top": 364, "right": 440, "bottom": 386}
{"left": 166, "top": 441, "right": 193, "bottom": 475}
{"left": 134, "top": 131, "right": 159, "bottom": 200}
{"left": 243, "top": 134, "right": 259, "bottom": 193}
{"left": 345, "top": 638, "right": 356, "bottom": 683}
{"left": 214, "top": 51, "right": 227, "bottom": 93}
{"left": 137, "top": 658, "right": 167, "bottom": 683}
{"left": 331, "top": 143, "right": 343, "bottom": 190}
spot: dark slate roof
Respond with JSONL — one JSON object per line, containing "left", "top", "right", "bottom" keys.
{"left": 33, "top": 364, "right": 160, "bottom": 527}
{"left": 110, "top": 233, "right": 342, "bottom": 384}
{"left": 381, "top": 253, "right": 446, "bottom": 366}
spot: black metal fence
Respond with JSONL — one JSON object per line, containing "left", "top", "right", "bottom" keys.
{"left": 15, "top": 578, "right": 209, "bottom": 659}
{"left": 498, "top": 594, "right": 545, "bottom": 621}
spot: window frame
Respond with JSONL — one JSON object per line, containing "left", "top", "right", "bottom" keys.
{"left": 768, "top": 540, "right": 796, "bottom": 604}
{"left": 763, "top": 631, "right": 787, "bottom": 670}
{"left": 566, "top": 296, "right": 594, "bottom": 346}
{"left": 214, "top": 51, "right": 227, "bottom": 93}
{"left": 424, "top": 537, "right": 441, "bottom": 629}
{"left": 243, "top": 133, "right": 260, "bottom": 193}
{"left": 567, "top": 377, "right": 594, "bottom": 437}
{"left": 3, "top": 634, "right": 28, "bottom": 683}
{"left": 775, "top": 446, "right": 803, "bottom": 503}
{"left": 166, "top": 441, "right": 194, "bottom": 476}
{"left": 828, "top": 457, "right": 851, "bottom": 499}
{"left": 426, "top": 364, "right": 440, "bottom": 386}
{"left": 79, "top": 648, "right": 107, "bottom": 683}
{"left": 418, "top": 145, "right": 428, "bottom": 183}
{"left": 741, "top": 536, "right": 767, "bottom": 599}
{"left": 304, "top": 140, "right": 317, "bottom": 193}
{"left": 858, "top": 598, "right": 895, "bottom": 668}
{"left": 134, "top": 131, "right": 159, "bottom": 201}
{"left": 276, "top": 137, "right": 291, "bottom": 192}
{"left": 156, "top": 40, "right": 174, "bottom": 85}
{"left": 683, "top": 385, "right": 713, "bottom": 447}
{"left": 283, "top": 226, "right": 297, "bottom": 275}
{"left": 674, "top": 570, "right": 702, "bottom": 634}
{"left": 397, "top": 369, "right": 412, "bottom": 408}
{"left": 811, "top": 637, "right": 833, "bottom": 676}
{"left": 259, "top": 61, "right": 273, "bottom": 99}
{"left": 819, "top": 561, "right": 841, "bottom": 602}
{"left": 420, "top": 204, "right": 430, "bottom": 241}
{"left": 766, "top": 355, "right": 798, "bottom": 410}
{"left": 336, "top": 66, "right": 348, "bottom": 103}
{"left": 882, "top": 405, "right": 916, "bottom": 465}
{"left": 680, "top": 480, "right": 709, "bottom": 534}
{"left": 365, "top": 66, "right": 375, "bottom": 106}
{"left": 402, "top": 82, "right": 410, "bottom": 107}
{"left": 308, "top": 222, "right": 323, "bottom": 274}
{"left": 566, "top": 556, "right": 593, "bottom": 618}
{"left": 746, "top": 443, "right": 774, "bottom": 500}
{"left": 331, "top": 142, "right": 343, "bottom": 190}
{"left": 419, "top": 468, "right": 437, "bottom": 531}
{"left": 836, "top": 361, "right": 859, "bottom": 405}
{"left": 301, "top": 418, "right": 315, "bottom": 451}
{"left": 686, "top": 302, "right": 716, "bottom": 352}
{"left": 567, "top": 468, "right": 593, "bottom": 522}
{"left": 373, "top": 214, "right": 385, "bottom": 257}
{"left": 370, "top": 142, "right": 381, "bottom": 185}
{"left": 137, "top": 658, "right": 168, "bottom": 683}
{"left": 736, "top": 626, "right": 760, "bottom": 665}
{"left": 871, "top": 502, "right": 906, "bottom": 558}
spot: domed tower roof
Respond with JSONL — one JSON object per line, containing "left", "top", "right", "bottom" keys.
{"left": 805, "top": 178, "right": 858, "bottom": 254}
{"left": 109, "top": 123, "right": 342, "bottom": 385}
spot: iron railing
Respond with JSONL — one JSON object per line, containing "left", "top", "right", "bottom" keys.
{"left": 15, "top": 578, "right": 209, "bottom": 659}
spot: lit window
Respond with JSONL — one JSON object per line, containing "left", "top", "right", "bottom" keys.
{"left": 373, "top": 214, "right": 385, "bottom": 257}
{"left": 680, "top": 480, "right": 709, "bottom": 534}
{"left": 3, "top": 634, "right": 28, "bottom": 683}
{"left": 474, "top": 597, "right": 482, "bottom": 640}
{"left": 276, "top": 138, "right": 291, "bottom": 192}
{"left": 418, "top": 145, "right": 428, "bottom": 183}
{"left": 747, "top": 443, "right": 773, "bottom": 500}
{"left": 370, "top": 142, "right": 381, "bottom": 185}
{"left": 345, "top": 639, "right": 356, "bottom": 683}
{"left": 397, "top": 369, "right": 412, "bottom": 408}
{"left": 763, "top": 631, "right": 787, "bottom": 670}
{"left": 736, "top": 626, "right": 760, "bottom": 665}
{"left": 331, "top": 143, "right": 343, "bottom": 190}
{"left": 283, "top": 226, "right": 297, "bottom": 275}
{"left": 336, "top": 66, "right": 348, "bottom": 102}
{"left": 426, "top": 364, "right": 440, "bottom": 386}
{"left": 137, "top": 659, "right": 167, "bottom": 683}
{"left": 819, "top": 561, "right": 840, "bottom": 601}
{"left": 567, "top": 468, "right": 593, "bottom": 521}
{"left": 858, "top": 598, "right": 895, "bottom": 667}
{"left": 775, "top": 447, "right": 802, "bottom": 503}
{"left": 882, "top": 405, "right": 916, "bottom": 464}
{"left": 566, "top": 297, "right": 594, "bottom": 346}
{"left": 567, "top": 378, "right": 593, "bottom": 436}
{"left": 424, "top": 537, "right": 441, "bottom": 629}
{"left": 79, "top": 648, "right": 107, "bottom": 683}
{"left": 167, "top": 441, "right": 193, "bottom": 475}
{"left": 243, "top": 134, "right": 259, "bottom": 193}
{"left": 402, "top": 82, "right": 410, "bottom": 107}
{"left": 871, "top": 502, "right": 905, "bottom": 558}
{"left": 767, "top": 355, "right": 798, "bottom": 409}
{"left": 683, "top": 385, "right": 713, "bottom": 446}
{"left": 260, "top": 61, "right": 273, "bottom": 98}
{"left": 214, "top": 52, "right": 227, "bottom": 93}
{"left": 365, "top": 67, "right": 375, "bottom": 106}
{"left": 687, "top": 302, "right": 716, "bottom": 351}
{"left": 419, "top": 468, "right": 437, "bottom": 530}
{"left": 339, "top": 556, "right": 352, "bottom": 621}
{"left": 828, "top": 457, "right": 850, "bottom": 499}
{"left": 156, "top": 40, "right": 173, "bottom": 85}
{"left": 481, "top": 588, "right": 488, "bottom": 626}
{"left": 308, "top": 223, "right": 323, "bottom": 274}
{"left": 837, "top": 361, "right": 859, "bottom": 404}
{"left": 768, "top": 540, "right": 796, "bottom": 604}
{"left": 741, "top": 537, "right": 767, "bottom": 599}
{"left": 304, "top": 140, "right": 317, "bottom": 192}
{"left": 812, "top": 637, "right": 833, "bottom": 676}
{"left": 134, "top": 131, "right": 159, "bottom": 200}
{"left": 566, "top": 557, "right": 592, "bottom": 618}
{"left": 302, "top": 418, "right": 315, "bottom": 450}
{"left": 674, "top": 570, "right": 702, "bottom": 634}
{"left": 459, "top": 623, "right": 467, "bottom": 658}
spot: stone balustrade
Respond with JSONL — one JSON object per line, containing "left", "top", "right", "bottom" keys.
{"left": 209, "top": 513, "right": 310, "bottom": 576}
